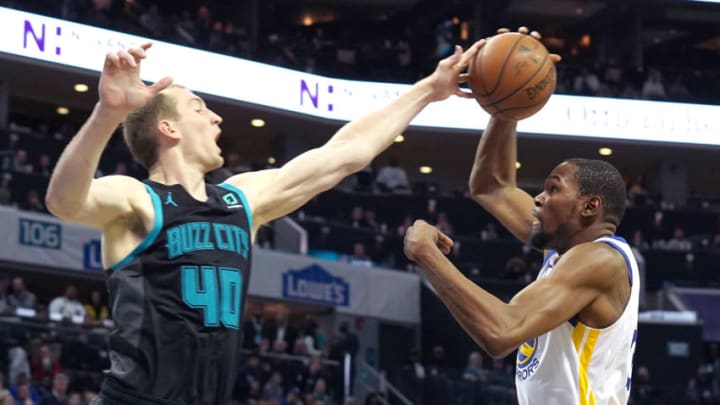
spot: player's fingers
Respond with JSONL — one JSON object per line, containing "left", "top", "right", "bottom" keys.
{"left": 437, "top": 231, "right": 454, "bottom": 249}
{"left": 148, "top": 76, "right": 174, "bottom": 94}
{"left": 118, "top": 50, "right": 137, "bottom": 68}
{"left": 140, "top": 42, "right": 153, "bottom": 51}
{"left": 497, "top": 27, "right": 510, "bottom": 34}
{"left": 518, "top": 26, "right": 529, "bottom": 34}
{"left": 457, "top": 39, "right": 485, "bottom": 69}
{"left": 550, "top": 54, "right": 562, "bottom": 63}
{"left": 457, "top": 73, "right": 470, "bottom": 83}
{"left": 438, "top": 242, "right": 451, "bottom": 255}
{"left": 128, "top": 46, "right": 147, "bottom": 62}
{"left": 104, "top": 52, "right": 120, "bottom": 70}
{"left": 530, "top": 30, "right": 542, "bottom": 40}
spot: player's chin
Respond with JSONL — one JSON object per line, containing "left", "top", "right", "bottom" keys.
{"left": 529, "top": 229, "right": 551, "bottom": 250}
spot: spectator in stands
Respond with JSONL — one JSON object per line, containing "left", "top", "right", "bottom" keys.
{"left": 0, "top": 174, "right": 12, "bottom": 205}
{"left": 13, "top": 149, "right": 33, "bottom": 174}
{"left": 7, "top": 350, "right": 30, "bottom": 391}
{"left": 349, "top": 206, "right": 366, "bottom": 229}
{"left": 480, "top": 222, "right": 499, "bottom": 241}
{"left": 38, "top": 373, "right": 68, "bottom": 405}
{"left": 21, "top": 190, "right": 45, "bottom": 213}
{"left": 261, "top": 371, "right": 283, "bottom": 402}
{"left": 82, "top": 390, "right": 98, "bottom": 405}
{"left": 631, "top": 230, "right": 650, "bottom": 250}
{"left": 35, "top": 155, "right": 53, "bottom": 177}
{"left": 485, "top": 359, "right": 515, "bottom": 404}
{"left": 348, "top": 242, "right": 372, "bottom": 267}
{"left": 631, "top": 365, "right": 658, "bottom": 405}
{"left": 435, "top": 212, "right": 454, "bottom": 237}
{"left": 642, "top": 68, "right": 666, "bottom": 100}
{"left": 13, "top": 382, "right": 37, "bottom": 405}
{"left": 267, "top": 311, "right": 297, "bottom": 354}
{"left": 396, "top": 215, "right": 414, "bottom": 237}
{"left": 281, "top": 386, "right": 303, "bottom": 405}
{"left": 462, "top": 351, "right": 488, "bottom": 383}
{"left": 667, "top": 75, "right": 691, "bottom": 101}
{"left": 66, "top": 393, "right": 81, "bottom": 405}
{"left": 0, "top": 372, "right": 11, "bottom": 405}
{"left": 84, "top": 290, "right": 109, "bottom": 324}
{"left": 0, "top": 275, "right": 9, "bottom": 314}
{"left": 8, "top": 277, "right": 37, "bottom": 311}
{"left": 627, "top": 175, "right": 649, "bottom": 206}
{"left": 710, "top": 233, "right": 720, "bottom": 252}
{"left": 573, "top": 67, "right": 600, "bottom": 95}
{"left": 685, "top": 364, "right": 719, "bottom": 404}
{"left": 375, "top": 159, "right": 409, "bottom": 193}
{"left": 223, "top": 152, "right": 250, "bottom": 174}
{"left": 424, "top": 199, "right": 438, "bottom": 224}
{"left": 427, "top": 345, "right": 449, "bottom": 377}
{"left": 301, "top": 356, "right": 325, "bottom": 393}
{"left": 664, "top": 227, "right": 692, "bottom": 252}
{"left": 243, "top": 313, "right": 267, "bottom": 349}
{"left": 9, "top": 374, "right": 40, "bottom": 405}
{"left": 363, "top": 209, "right": 381, "bottom": 233}
{"left": 49, "top": 285, "right": 85, "bottom": 321}
{"left": 30, "top": 345, "right": 62, "bottom": 386}
{"left": 139, "top": 4, "right": 166, "bottom": 37}
{"left": 309, "top": 378, "right": 335, "bottom": 405}
{"left": 503, "top": 256, "right": 531, "bottom": 284}
{"left": 84, "top": 0, "right": 112, "bottom": 28}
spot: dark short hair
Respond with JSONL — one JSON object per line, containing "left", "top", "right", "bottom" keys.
{"left": 123, "top": 85, "right": 183, "bottom": 170}
{"left": 565, "top": 158, "right": 627, "bottom": 226}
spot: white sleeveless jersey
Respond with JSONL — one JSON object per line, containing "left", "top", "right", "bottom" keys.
{"left": 515, "top": 236, "right": 639, "bottom": 405}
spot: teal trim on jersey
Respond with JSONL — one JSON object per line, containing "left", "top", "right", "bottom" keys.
{"left": 217, "top": 182, "right": 253, "bottom": 232}
{"left": 110, "top": 184, "right": 164, "bottom": 272}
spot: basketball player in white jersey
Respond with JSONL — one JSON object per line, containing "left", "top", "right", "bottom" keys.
{"left": 403, "top": 31, "right": 638, "bottom": 405}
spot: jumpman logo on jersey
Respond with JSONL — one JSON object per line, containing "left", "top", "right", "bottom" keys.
{"left": 164, "top": 192, "right": 179, "bottom": 207}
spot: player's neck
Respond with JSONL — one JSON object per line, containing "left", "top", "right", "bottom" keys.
{"left": 559, "top": 223, "right": 616, "bottom": 254}
{"left": 148, "top": 163, "right": 208, "bottom": 202}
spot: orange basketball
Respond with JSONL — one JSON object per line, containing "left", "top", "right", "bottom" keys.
{"left": 469, "top": 32, "right": 556, "bottom": 120}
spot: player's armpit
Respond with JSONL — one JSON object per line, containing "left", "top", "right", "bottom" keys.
{"left": 50, "top": 175, "right": 147, "bottom": 229}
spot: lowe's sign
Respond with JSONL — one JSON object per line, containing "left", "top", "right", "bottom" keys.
{"left": 282, "top": 264, "right": 349, "bottom": 306}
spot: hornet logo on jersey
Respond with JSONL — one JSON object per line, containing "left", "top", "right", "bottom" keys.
{"left": 222, "top": 193, "right": 243, "bottom": 209}
{"left": 516, "top": 337, "right": 540, "bottom": 381}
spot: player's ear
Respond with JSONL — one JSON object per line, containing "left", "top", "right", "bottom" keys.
{"left": 158, "top": 120, "right": 179, "bottom": 140}
{"left": 582, "top": 196, "right": 601, "bottom": 217}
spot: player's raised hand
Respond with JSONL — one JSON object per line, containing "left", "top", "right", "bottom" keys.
{"left": 98, "top": 43, "right": 173, "bottom": 121}
{"left": 497, "top": 26, "right": 562, "bottom": 64}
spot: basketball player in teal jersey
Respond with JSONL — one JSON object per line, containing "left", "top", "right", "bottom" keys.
{"left": 404, "top": 28, "right": 639, "bottom": 405}
{"left": 45, "top": 39, "right": 485, "bottom": 405}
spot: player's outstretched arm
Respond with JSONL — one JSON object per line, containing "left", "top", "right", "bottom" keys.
{"left": 404, "top": 220, "right": 622, "bottom": 358}
{"left": 46, "top": 43, "right": 172, "bottom": 228}
{"left": 229, "top": 40, "right": 486, "bottom": 232}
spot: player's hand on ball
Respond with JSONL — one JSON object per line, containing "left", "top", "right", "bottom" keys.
{"left": 425, "top": 39, "right": 487, "bottom": 102}
{"left": 404, "top": 220, "right": 454, "bottom": 262}
{"left": 497, "top": 26, "right": 562, "bottom": 64}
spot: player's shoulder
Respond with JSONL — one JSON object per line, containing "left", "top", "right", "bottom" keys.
{"left": 95, "top": 174, "right": 146, "bottom": 190}
{"left": 556, "top": 241, "right": 627, "bottom": 285}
